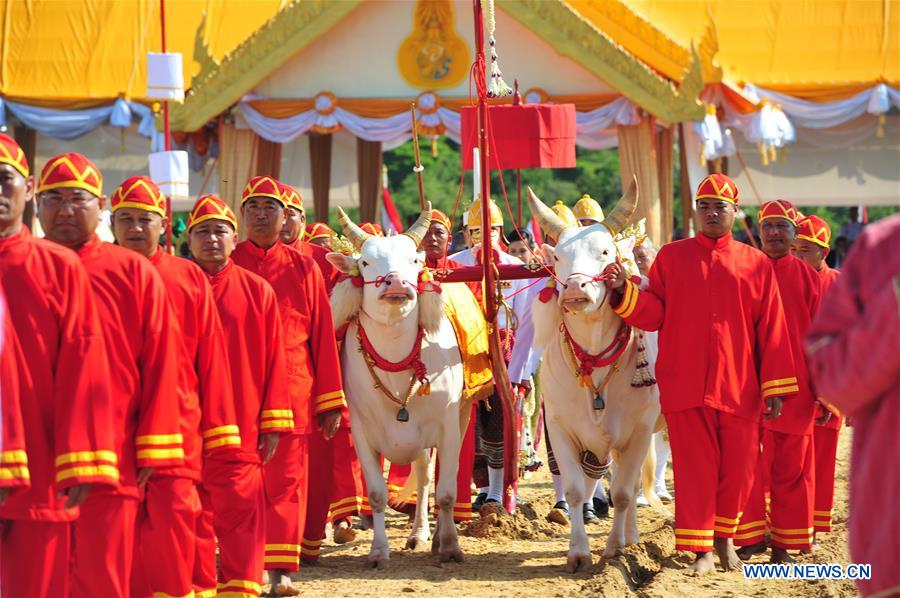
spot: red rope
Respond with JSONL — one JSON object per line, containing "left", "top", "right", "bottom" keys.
{"left": 358, "top": 323, "right": 429, "bottom": 389}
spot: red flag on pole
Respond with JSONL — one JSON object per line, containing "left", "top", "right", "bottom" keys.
{"left": 381, "top": 170, "right": 403, "bottom": 235}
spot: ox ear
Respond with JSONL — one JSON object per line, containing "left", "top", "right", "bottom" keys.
{"left": 326, "top": 252, "right": 358, "bottom": 275}
{"left": 615, "top": 235, "right": 636, "bottom": 258}
{"left": 540, "top": 244, "right": 556, "bottom": 266}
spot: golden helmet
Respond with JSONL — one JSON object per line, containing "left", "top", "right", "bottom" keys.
{"left": 572, "top": 194, "right": 604, "bottom": 223}
{"left": 550, "top": 200, "right": 579, "bottom": 230}
{"left": 466, "top": 199, "right": 504, "bottom": 229}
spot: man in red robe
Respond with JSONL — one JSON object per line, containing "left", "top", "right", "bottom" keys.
{"left": 605, "top": 174, "right": 797, "bottom": 574}
{"left": 0, "top": 286, "right": 28, "bottom": 500}
{"left": 0, "top": 137, "right": 119, "bottom": 598}
{"left": 36, "top": 154, "right": 194, "bottom": 597}
{"left": 793, "top": 214, "right": 842, "bottom": 538}
{"left": 232, "top": 175, "right": 345, "bottom": 594}
{"left": 187, "top": 194, "right": 293, "bottom": 596}
{"left": 280, "top": 183, "right": 338, "bottom": 290}
{"left": 274, "top": 182, "right": 362, "bottom": 560}
{"left": 805, "top": 215, "right": 899, "bottom": 598}
{"left": 305, "top": 221, "right": 335, "bottom": 248}
{"left": 108, "top": 176, "right": 242, "bottom": 596}
{"left": 735, "top": 200, "right": 820, "bottom": 561}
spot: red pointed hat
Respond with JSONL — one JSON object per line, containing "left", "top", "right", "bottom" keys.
{"left": 38, "top": 152, "right": 103, "bottom": 197}
{"left": 430, "top": 209, "right": 452, "bottom": 232}
{"left": 695, "top": 173, "right": 739, "bottom": 205}
{"left": 758, "top": 199, "right": 800, "bottom": 225}
{"left": 360, "top": 222, "right": 384, "bottom": 237}
{"left": 110, "top": 176, "right": 166, "bottom": 216}
{"left": 279, "top": 182, "right": 304, "bottom": 212}
{"left": 241, "top": 175, "right": 284, "bottom": 205}
{"left": 305, "top": 221, "right": 335, "bottom": 241}
{"left": 187, "top": 194, "right": 238, "bottom": 232}
{"left": 796, "top": 215, "right": 831, "bottom": 249}
{"left": 0, "top": 133, "right": 29, "bottom": 177}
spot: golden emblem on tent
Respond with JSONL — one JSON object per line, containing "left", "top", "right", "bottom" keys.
{"left": 398, "top": 0, "right": 469, "bottom": 90}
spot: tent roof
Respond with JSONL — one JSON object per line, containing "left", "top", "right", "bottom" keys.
{"left": 168, "top": 0, "right": 705, "bottom": 131}
{"left": 0, "top": 0, "right": 285, "bottom": 105}
{"left": 604, "top": 0, "right": 900, "bottom": 97}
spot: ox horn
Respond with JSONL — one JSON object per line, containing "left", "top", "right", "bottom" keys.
{"left": 602, "top": 176, "right": 639, "bottom": 235}
{"left": 336, "top": 206, "right": 372, "bottom": 250}
{"left": 402, "top": 201, "right": 433, "bottom": 248}
{"left": 526, "top": 187, "right": 569, "bottom": 241}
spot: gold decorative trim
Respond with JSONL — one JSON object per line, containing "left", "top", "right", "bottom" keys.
{"left": 168, "top": 0, "right": 365, "bottom": 132}
{"left": 498, "top": 0, "right": 704, "bottom": 123}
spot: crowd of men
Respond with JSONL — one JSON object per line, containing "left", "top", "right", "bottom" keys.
{"left": 0, "top": 127, "right": 892, "bottom": 597}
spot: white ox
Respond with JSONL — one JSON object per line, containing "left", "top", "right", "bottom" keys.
{"left": 326, "top": 204, "right": 466, "bottom": 568}
{"left": 528, "top": 185, "right": 662, "bottom": 572}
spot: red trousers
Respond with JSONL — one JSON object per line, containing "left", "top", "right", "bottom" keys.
{"left": 666, "top": 406, "right": 759, "bottom": 552}
{"left": 1, "top": 519, "right": 70, "bottom": 598}
{"left": 132, "top": 476, "right": 201, "bottom": 598}
{"left": 813, "top": 424, "right": 840, "bottom": 532}
{"left": 194, "top": 485, "right": 218, "bottom": 596}
{"left": 205, "top": 458, "right": 265, "bottom": 597}
{"left": 264, "top": 432, "right": 309, "bottom": 571}
{"left": 71, "top": 492, "right": 138, "bottom": 598}
{"left": 301, "top": 428, "right": 362, "bottom": 563}
{"left": 736, "top": 429, "right": 814, "bottom": 550}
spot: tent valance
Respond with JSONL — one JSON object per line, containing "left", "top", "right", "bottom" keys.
{"left": 0, "top": 97, "right": 163, "bottom": 147}
{"left": 238, "top": 91, "right": 638, "bottom": 149}
{"left": 696, "top": 83, "right": 900, "bottom": 164}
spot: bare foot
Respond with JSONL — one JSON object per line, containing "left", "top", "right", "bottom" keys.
{"left": 714, "top": 537, "right": 743, "bottom": 571}
{"left": 269, "top": 570, "right": 299, "bottom": 596}
{"left": 333, "top": 520, "right": 357, "bottom": 544}
{"left": 686, "top": 552, "right": 716, "bottom": 576}
{"left": 736, "top": 541, "right": 768, "bottom": 561}
{"left": 771, "top": 547, "right": 795, "bottom": 563}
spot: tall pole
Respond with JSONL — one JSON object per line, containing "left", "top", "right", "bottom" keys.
{"left": 410, "top": 105, "right": 426, "bottom": 210}
{"left": 474, "top": 0, "right": 496, "bottom": 325}
{"left": 160, "top": 0, "right": 173, "bottom": 253}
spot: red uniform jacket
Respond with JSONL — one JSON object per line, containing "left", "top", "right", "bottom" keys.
{"left": 287, "top": 238, "right": 338, "bottom": 294}
{"left": 815, "top": 265, "right": 842, "bottom": 429}
{"left": 611, "top": 233, "right": 798, "bottom": 420}
{"left": 232, "top": 240, "right": 345, "bottom": 433}
{"left": 78, "top": 237, "right": 185, "bottom": 494}
{"left": 765, "top": 254, "right": 821, "bottom": 435}
{"left": 208, "top": 260, "right": 292, "bottom": 462}
{"left": 0, "top": 227, "right": 117, "bottom": 521}
{"left": 0, "top": 289, "right": 28, "bottom": 491}
{"left": 148, "top": 248, "right": 239, "bottom": 478}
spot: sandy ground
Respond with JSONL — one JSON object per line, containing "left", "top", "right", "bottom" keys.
{"left": 283, "top": 430, "right": 854, "bottom": 597}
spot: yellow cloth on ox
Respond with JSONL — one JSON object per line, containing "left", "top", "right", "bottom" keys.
{"left": 441, "top": 282, "right": 493, "bottom": 405}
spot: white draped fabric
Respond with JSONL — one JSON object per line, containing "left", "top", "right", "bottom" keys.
{"left": 695, "top": 83, "right": 900, "bottom": 161}
{"left": 238, "top": 93, "right": 636, "bottom": 150}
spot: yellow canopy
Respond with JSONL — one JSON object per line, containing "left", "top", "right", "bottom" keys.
{"left": 0, "top": 0, "right": 284, "bottom": 106}
{"left": 3, "top": 0, "right": 896, "bottom": 110}
{"left": 616, "top": 0, "right": 899, "bottom": 99}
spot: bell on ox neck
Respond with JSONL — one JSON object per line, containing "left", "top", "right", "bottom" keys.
{"left": 396, "top": 407, "right": 410, "bottom": 422}
{"left": 593, "top": 394, "right": 606, "bottom": 410}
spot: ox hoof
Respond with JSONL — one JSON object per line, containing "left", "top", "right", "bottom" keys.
{"left": 405, "top": 534, "right": 429, "bottom": 551}
{"left": 565, "top": 552, "right": 593, "bottom": 573}
{"left": 602, "top": 546, "right": 625, "bottom": 558}
{"left": 439, "top": 546, "right": 464, "bottom": 563}
{"left": 367, "top": 555, "right": 389, "bottom": 570}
